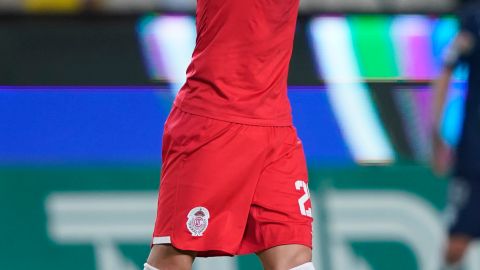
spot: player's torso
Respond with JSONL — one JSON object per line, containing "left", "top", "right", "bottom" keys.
{"left": 174, "top": 0, "right": 300, "bottom": 126}
{"left": 457, "top": 6, "right": 480, "bottom": 177}
{"left": 458, "top": 80, "right": 480, "bottom": 177}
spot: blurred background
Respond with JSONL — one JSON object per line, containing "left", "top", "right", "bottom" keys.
{"left": 0, "top": 0, "right": 476, "bottom": 269}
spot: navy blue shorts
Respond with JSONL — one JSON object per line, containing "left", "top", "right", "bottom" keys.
{"left": 446, "top": 178, "right": 480, "bottom": 238}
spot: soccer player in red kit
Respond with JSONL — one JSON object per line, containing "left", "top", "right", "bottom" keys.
{"left": 144, "top": 0, "right": 314, "bottom": 269}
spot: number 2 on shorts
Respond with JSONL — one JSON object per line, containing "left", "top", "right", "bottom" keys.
{"left": 295, "top": 180, "right": 312, "bottom": 217}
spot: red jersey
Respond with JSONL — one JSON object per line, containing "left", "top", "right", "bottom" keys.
{"left": 174, "top": 0, "right": 300, "bottom": 126}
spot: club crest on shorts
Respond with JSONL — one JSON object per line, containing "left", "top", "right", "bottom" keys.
{"left": 186, "top": 206, "right": 210, "bottom": 237}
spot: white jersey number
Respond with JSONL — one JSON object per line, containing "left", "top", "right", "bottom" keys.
{"left": 295, "top": 180, "right": 312, "bottom": 217}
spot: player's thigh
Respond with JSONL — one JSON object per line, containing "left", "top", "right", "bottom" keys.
{"left": 256, "top": 127, "right": 311, "bottom": 219}
{"left": 147, "top": 245, "right": 196, "bottom": 270}
{"left": 257, "top": 244, "right": 312, "bottom": 270}
{"left": 154, "top": 118, "right": 271, "bottom": 255}
{"left": 238, "top": 127, "right": 313, "bottom": 254}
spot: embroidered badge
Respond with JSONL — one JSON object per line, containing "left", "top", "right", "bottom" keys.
{"left": 186, "top": 206, "right": 210, "bottom": 237}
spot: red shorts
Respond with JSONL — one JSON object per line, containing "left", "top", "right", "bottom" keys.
{"left": 152, "top": 106, "right": 313, "bottom": 257}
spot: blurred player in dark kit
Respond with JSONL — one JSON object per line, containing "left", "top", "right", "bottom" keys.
{"left": 433, "top": 0, "right": 480, "bottom": 269}
{"left": 143, "top": 0, "right": 314, "bottom": 269}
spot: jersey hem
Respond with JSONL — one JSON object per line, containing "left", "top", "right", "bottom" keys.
{"left": 173, "top": 102, "right": 293, "bottom": 127}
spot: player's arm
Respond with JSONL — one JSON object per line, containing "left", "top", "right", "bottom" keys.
{"left": 431, "top": 32, "right": 475, "bottom": 176}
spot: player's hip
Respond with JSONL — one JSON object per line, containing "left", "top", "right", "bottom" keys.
{"left": 162, "top": 105, "right": 303, "bottom": 158}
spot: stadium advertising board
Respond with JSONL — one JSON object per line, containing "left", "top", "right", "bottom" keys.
{"left": 0, "top": 0, "right": 454, "bottom": 13}
{"left": 0, "top": 14, "right": 476, "bottom": 270}
{"left": 1, "top": 87, "right": 479, "bottom": 270}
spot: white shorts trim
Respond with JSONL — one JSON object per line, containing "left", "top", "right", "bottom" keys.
{"left": 152, "top": 236, "right": 172, "bottom": 244}
{"left": 144, "top": 263, "right": 159, "bottom": 270}
{"left": 290, "top": 262, "right": 315, "bottom": 270}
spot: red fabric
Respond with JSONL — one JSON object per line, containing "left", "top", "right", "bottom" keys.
{"left": 153, "top": 107, "right": 313, "bottom": 256}
{"left": 174, "top": 0, "right": 300, "bottom": 126}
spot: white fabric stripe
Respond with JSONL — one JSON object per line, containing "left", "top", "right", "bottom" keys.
{"left": 290, "top": 262, "right": 315, "bottom": 270}
{"left": 151, "top": 237, "right": 237, "bottom": 270}
{"left": 144, "top": 263, "right": 160, "bottom": 270}
{"left": 152, "top": 236, "right": 172, "bottom": 244}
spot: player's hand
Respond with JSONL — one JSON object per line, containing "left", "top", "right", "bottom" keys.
{"left": 431, "top": 129, "right": 452, "bottom": 177}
